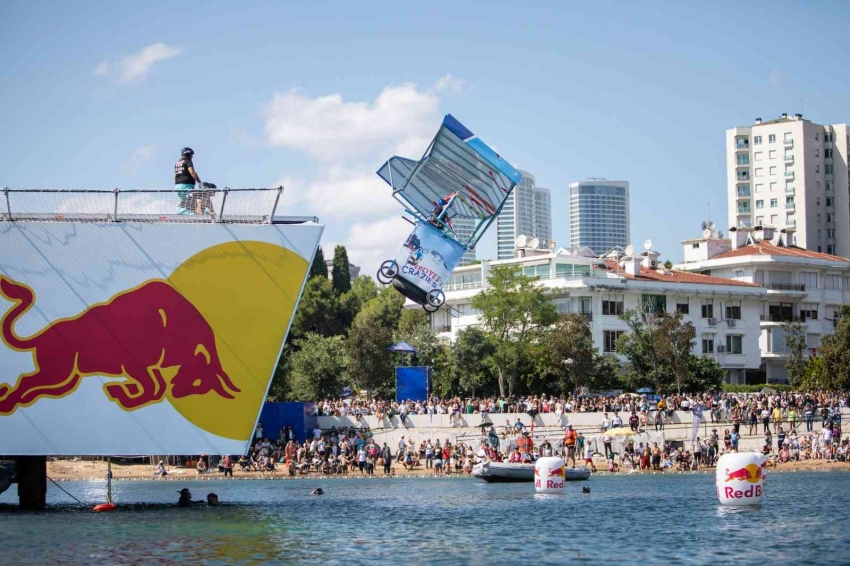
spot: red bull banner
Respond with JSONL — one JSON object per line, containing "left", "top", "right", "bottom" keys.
{"left": 534, "top": 456, "right": 565, "bottom": 493}
{"left": 715, "top": 452, "right": 767, "bottom": 506}
{"left": 0, "top": 221, "right": 322, "bottom": 455}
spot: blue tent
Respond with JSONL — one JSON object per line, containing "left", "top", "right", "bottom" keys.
{"left": 387, "top": 341, "right": 418, "bottom": 354}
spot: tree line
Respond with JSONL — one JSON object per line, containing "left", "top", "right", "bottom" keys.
{"left": 272, "top": 258, "right": 850, "bottom": 402}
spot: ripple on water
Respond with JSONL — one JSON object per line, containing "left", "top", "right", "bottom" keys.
{"left": 1, "top": 472, "right": 849, "bottom": 564}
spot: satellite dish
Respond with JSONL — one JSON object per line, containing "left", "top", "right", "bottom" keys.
{"left": 625, "top": 244, "right": 634, "bottom": 257}
{"left": 515, "top": 235, "right": 527, "bottom": 248}
{"left": 702, "top": 229, "right": 711, "bottom": 238}
{"left": 701, "top": 221, "right": 708, "bottom": 230}
{"left": 718, "top": 231, "right": 725, "bottom": 239}
{"left": 708, "top": 221, "right": 715, "bottom": 230}
{"left": 643, "top": 239, "right": 653, "bottom": 251}
{"left": 548, "top": 239, "right": 557, "bottom": 250}
{"left": 528, "top": 237, "right": 540, "bottom": 249}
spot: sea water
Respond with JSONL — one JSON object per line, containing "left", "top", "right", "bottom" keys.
{"left": 1, "top": 472, "right": 848, "bottom": 564}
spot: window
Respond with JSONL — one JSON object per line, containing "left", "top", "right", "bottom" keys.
{"left": 603, "top": 330, "right": 624, "bottom": 353}
{"left": 815, "top": 149, "right": 820, "bottom": 158}
{"left": 676, "top": 299, "right": 689, "bottom": 314}
{"left": 800, "top": 303, "right": 818, "bottom": 321}
{"left": 824, "top": 132, "right": 833, "bottom": 142}
{"left": 755, "top": 199, "right": 764, "bottom": 209}
{"left": 816, "top": 181, "right": 820, "bottom": 190}
{"left": 737, "top": 185, "right": 750, "bottom": 197}
{"left": 828, "top": 245, "right": 836, "bottom": 255}
{"left": 754, "top": 168, "right": 764, "bottom": 177}
{"left": 641, "top": 294, "right": 666, "bottom": 314}
{"left": 826, "top": 197, "right": 834, "bottom": 206}
{"left": 725, "top": 335, "right": 743, "bottom": 355}
{"left": 770, "top": 198, "right": 778, "bottom": 207}
{"left": 769, "top": 166, "right": 777, "bottom": 175}
{"left": 770, "top": 182, "right": 777, "bottom": 191}
{"left": 738, "top": 170, "right": 750, "bottom": 181}
{"left": 827, "top": 229, "right": 835, "bottom": 239}
{"left": 736, "top": 154, "right": 750, "bottom": 165}
{"left": 817, "top": 197, "right": 821, "bottom": 206}
{"left": 827, "top": 213, "right": 835, "bottom": 222}
{"left": 815, "top": 165, "right": 820, "bottom": 173}
{"left": 691, "top": 243, "right": 700, "bottom": 249}
{"left": 815, "top": 133, "right": 819, "bottom": 141}
{"left": 756, "top": 216, "right": 764, "bottom": 225}
{"left": 786, "top": 196, "right": 795, "bottom": 207}
{"left": 826, "top": 181, "right": 833, "bottom": 191}
{"left": 735, "top": 270, "right": 745, "bottom": 281}
{"left": 825, "top": 275, "right": 841, "bottom": 290}
{"left": 580, "top": 297, "right": 592, "bottom": 315}
{"left": 770, "top": 214, "right": 778, "bottom": 224}
{"left": 701, "top": 299, "right": 714, "bottom": 319}
{"left": 825, "top": 149, "right": 833, "bottom": 158}
{"left": 602, "top": 294, "right": 624, "bottom": 316}
{"left": 769, "top": 134, "right": 776, "bottom": 143}
{"left": 726, "top": 299, "right": 742, "bottom": 319}
{"left": 754, "top": 152, "right": 763, "bottom": 161}
{"left": 769, "top": 150, "right": 777, "bottom": 159}
{"left": 799, "top": 271, "right": 818, "bottom": 289}
{"left": 738, "top": 202, "right": 751, "bottom": 213}
{"left": 702, "top": 334, "right": 715, "bottom": 354}
{"left": 754, "top": 136, "right": 762, "bottom": 144}
{"left": 784, "top": 132, "right": 792, "bottom": 140}
{"left": 825, "top": 164, "right": 834, "bottom": 175}
{"left": 755, "top": 183, "right": 764, "bottom": 193}
{"left": 817, "top": 214, "right": 822, "bottom": 222}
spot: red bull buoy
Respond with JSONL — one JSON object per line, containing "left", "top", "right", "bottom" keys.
{"left": 715, "top": 452, "right": 766, "bottom": 506}
{"left": 534, "top": 456, "right": 566, "bottom": 494}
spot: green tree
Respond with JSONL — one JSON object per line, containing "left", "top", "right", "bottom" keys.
{"left": 472, "top": 265, "right": 558, "bottom": 397}
{"left": 288, "top": 333, "right": 348, "bottom": 401}
{"left": 398, "top": 308, "right": 428, "bottom": 337}
{"left": 663, "top": 259, "right": 673, "bottom": 269}
{"left": 331, "top": 245, "right": 352, "bottom": 295}
{"left": 617, "top": 309, "right": 669, "bottom": 392}
{"left": 548, "top": 314, "right": 598, "bottom": 393}
{"left": 654, "top": 310, "right": 696, "bottom": 393}
{"left": 451, "top": 327, "right": 496, "bottom": 396}
{"left": 346, "top": 288, "right": 405, "bottom": 398}
{"left": 781, "top": 321, "right": 807, "bottom": 387}
{"left": 800, "top": 355, "right": 830, "bottom": 390}
{"left": 308, "top": 246, "right": 327, "bottom": 280}
{"left": 291, "top": 277, "right": 344, "bottom": 339}
{"left": 687, "top": 355, "right": 725, "bottom": 392}
{"left": 267, "top": 346, "right": 292, "bottom": 401}
{"left": 807, "top": 305, "right": 850, "bottom": 390}
{"left": 340, "top": 275, "right": 378, "bottom": 330}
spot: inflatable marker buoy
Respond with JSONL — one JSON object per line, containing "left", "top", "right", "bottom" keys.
{"left": 93, "top": 503, "right": 116, "bottom": 512}
{"left": 715, "top": 452, "right": 766, "bottom": 506}
{"left": 534, "top": 456, "right": 565, "bottom": 494}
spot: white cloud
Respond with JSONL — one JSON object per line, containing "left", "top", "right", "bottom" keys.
{"left": 125, "top": 144, "right": 156, "bottom": 174}
{"left": 769, "top": 67, "right": 782, "bottom": 88}
{"left": 282, "top": 167, "right": 398, "bottom": 220}
{"left": 263, "top": 78, "right": 455, "bottom": 161}
{"left": 342, "top": 216, "right": 412, "bottom": 276}
{"left": 432, "top": 74, "right": 464, "bottom": 94}
{"left": 94, "top": 43, "right": 180, "bottom": 84}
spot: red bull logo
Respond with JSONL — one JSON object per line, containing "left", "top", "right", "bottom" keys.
{"left": 0, "top": 277, "right": 238, "bottom": 415}
{"left": 548, "top": 466, "right": 565, "bottom": 479}
{"left": 724, "top": 462, "right": 765, "bottom": 484}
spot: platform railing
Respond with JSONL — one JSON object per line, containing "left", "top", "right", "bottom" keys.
{"left": 1, "top": 187, "right": 284, "bottom": 225}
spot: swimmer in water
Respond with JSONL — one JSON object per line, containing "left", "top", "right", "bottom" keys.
{"left": 177, "top": 488, "right": 203, "bottom": 507}
{"left": 311, "top": 488, "right": 324, "bottom": 496}
{"left": 207, "top": 493, "right": 219, "bottom": 505}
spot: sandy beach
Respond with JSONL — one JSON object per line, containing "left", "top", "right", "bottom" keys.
{"left": 45, "top": 457, "right": 850, "bottom": 482}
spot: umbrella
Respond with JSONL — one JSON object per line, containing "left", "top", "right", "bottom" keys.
{"left": 604, "top": 427, "right": 636, "bottom": 437}
{"left": 637, "top": 387, "right": 654, "bottom": 394}
{"left": 387, "top": 341, "right": 418, "bottom": 353}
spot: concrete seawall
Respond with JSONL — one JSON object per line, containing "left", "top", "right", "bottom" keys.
{"left": 317, "top": 409, "right": 848, "bottom": 454}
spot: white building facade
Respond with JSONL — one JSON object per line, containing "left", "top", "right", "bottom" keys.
{"left": 726, "top": 114, "right": 849, "bottom": 257}
{"left": 429, "top": 248, "right": 765, "bottom": 384}
{"left": 568, "top": 180, "right": 630, "bottom": 255}
{"left": 675, "top": 226, "right": 850, "bottom": 383}
{"left": 496, "top": 170, "right": 553, "bottom": 259}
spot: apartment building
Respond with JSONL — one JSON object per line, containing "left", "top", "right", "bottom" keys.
{"left": 427, "top": 246, "right": 765, "bottom": 384}
{"left": 675, "top": 225, "right": 850, "bottom": 383}
{"left": 726, "top": 114, "right": 849, "bottom": 257}
{"left": 569, "top": 179, "right": 630, "bottom": 255}
{"left": 496, "top": 170, "right": 552, "bottom": 259}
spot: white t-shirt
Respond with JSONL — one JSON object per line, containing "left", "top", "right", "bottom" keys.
{"left": 358, "top": 448, "right": 367, "bottom": 462}
{"left": 584, "top": 446, "right": 593, "bottom": 459}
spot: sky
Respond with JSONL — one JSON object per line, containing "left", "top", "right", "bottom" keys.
{"left": 2, "top": 1, "right": 848, "bottom": 274}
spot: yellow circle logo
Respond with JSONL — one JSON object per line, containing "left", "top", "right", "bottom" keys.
{"left": 165, "top": 241, "right": 307, "bottom": 440}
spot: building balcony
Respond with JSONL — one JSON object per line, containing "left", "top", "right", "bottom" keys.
{"left": 784, "top": 139, "right": 794, "bottom": 147}
{"left": 785, "top": 187, "right": 795, "bottom": 195}
{"left": 736, "top": 192, "right": 751, "bottom": 199}
{"left": 784, "top": 171, "right": 795, "bottom": 180}
{"left": 735, "top": 140, "right": 750, "bottom": 150}
{"left": 735, "top": 161, "right": 750, "bottom": 168}
{"left": 766, "top": 282, "right": 806, "bottom": 292}
{"left": 580, "top": 312, "right": 593, "bottom": 321}
{"left": 786, "top": 220, "right": 796, "bottom": 227}
{"left": 760, "top": 314, "right": 803, "bottom": 323}
{"left": 784, "top": 155, "right": 794, "bottom": 163}
{"left": 434, "top": 324, "right": 452, "bottom": 334}
{"left": 786, "top": 202, "right": 795, "bottom": 210}
{"left": 736, "top": 174, "right": 751, "bottom": 181}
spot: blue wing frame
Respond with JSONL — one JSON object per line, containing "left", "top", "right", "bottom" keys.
{"left": 377, "top": 114, "right": 522, "bottom": 249}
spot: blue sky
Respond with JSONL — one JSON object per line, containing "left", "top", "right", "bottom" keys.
{"left": 2, "top": 1, "right": 847, "bottom": 273}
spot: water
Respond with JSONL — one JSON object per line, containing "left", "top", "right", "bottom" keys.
{"left": 1, "top": 472, "right": 847, "bottom": 565}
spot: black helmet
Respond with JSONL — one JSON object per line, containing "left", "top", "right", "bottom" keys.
{"left": 181, "top": 147, "right": 194, "bottom": 157}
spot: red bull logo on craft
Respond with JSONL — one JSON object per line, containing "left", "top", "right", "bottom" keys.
{"left": 0, "top": 277, "right": 238, "bottom": 415}
{"left": 723, "top": 463, "right": 765, "bottom": 484}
